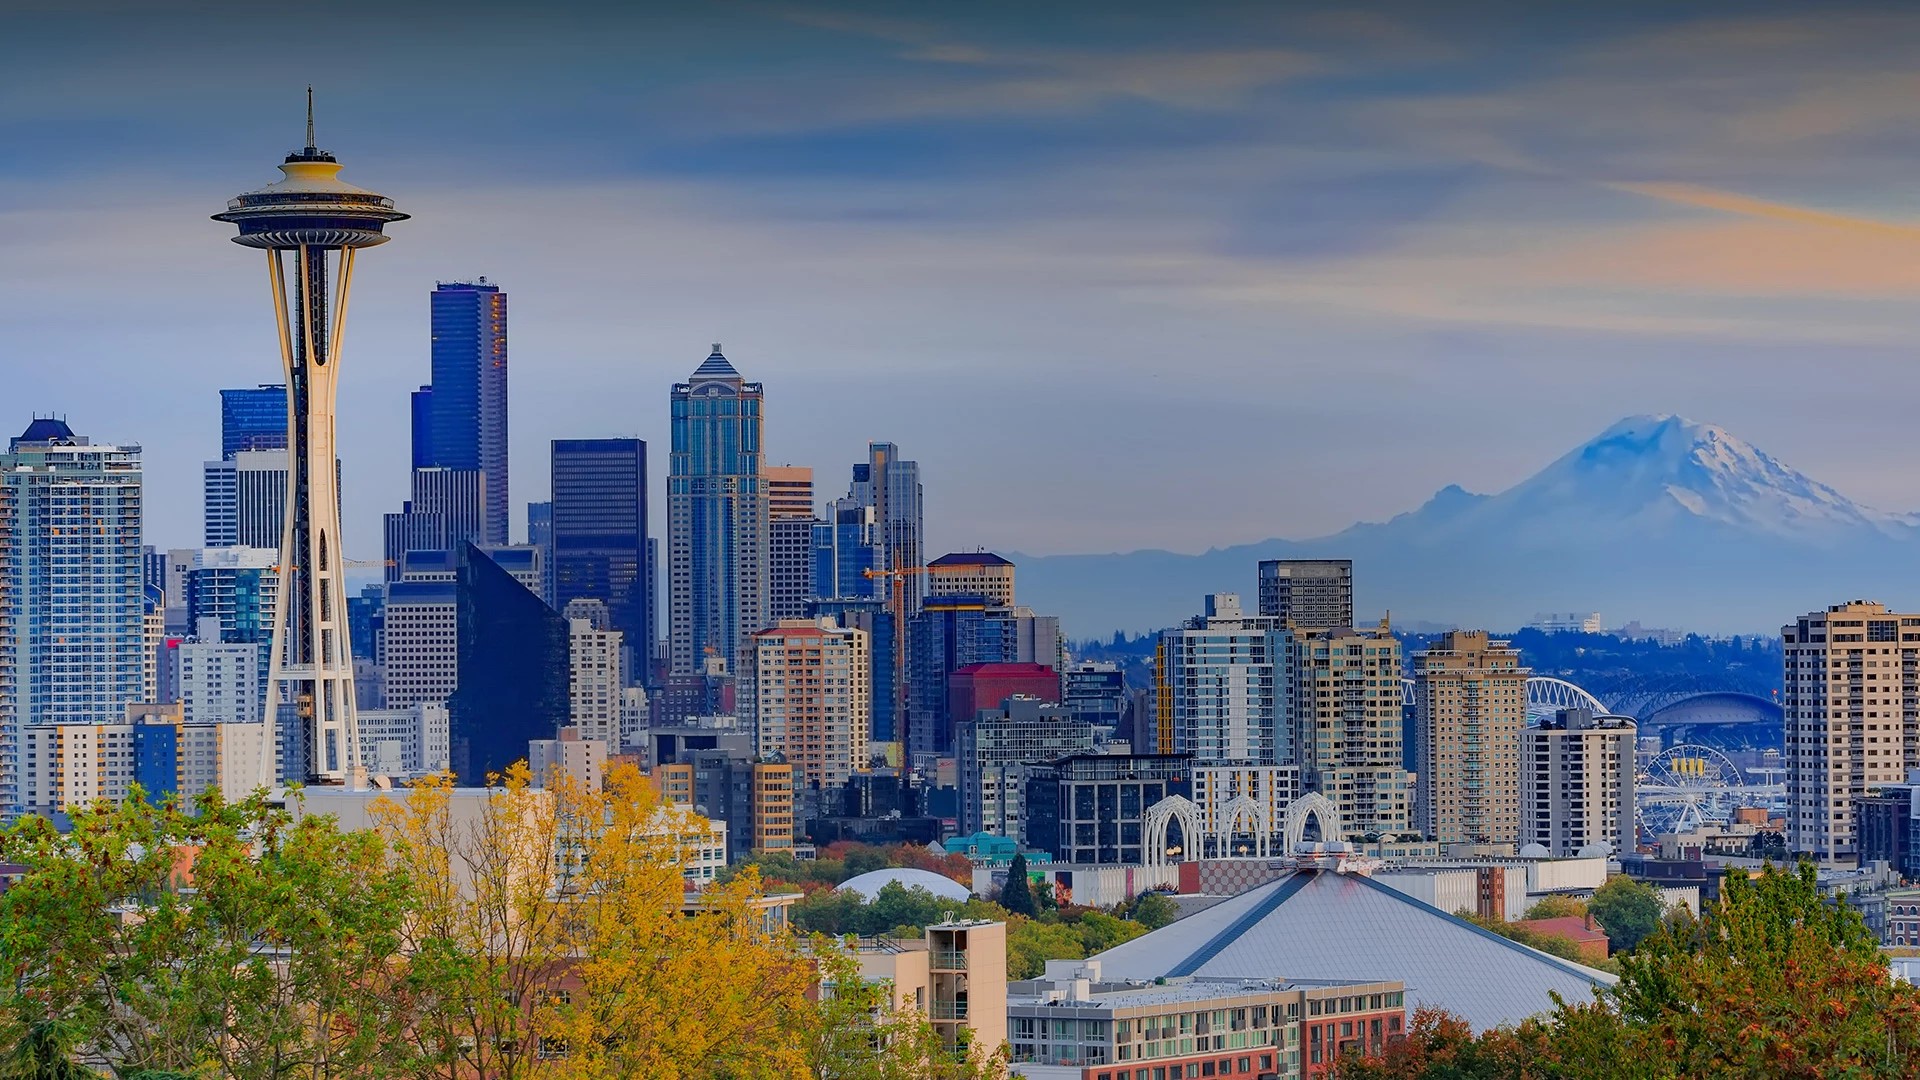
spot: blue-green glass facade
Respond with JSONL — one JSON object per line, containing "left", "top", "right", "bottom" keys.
{"left": 668, "top": 346, "right": 766, "bottom": 675}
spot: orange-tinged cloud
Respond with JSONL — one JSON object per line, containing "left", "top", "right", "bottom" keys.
{"left": 1606, "top": 181, "right": 1920, "bottom": 239}
{"left": 1534, "top": 217, "right": 1920, "bottom": 295}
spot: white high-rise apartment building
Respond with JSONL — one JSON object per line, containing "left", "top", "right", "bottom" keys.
{"left": 178, "top": 621, "right": 262, "bottom": 725}
{"left": 381, "top": 579, "right": 457, "bottom": 710}
{"left": 1784, "top": 600, "right": 1920, "bottom": 859}
{"left": 357, "top": 703, "right": 450, "bottom": 779}
{"left": 1522, "top": 708, "right": 1635, "bottom": 858}
{"left": 1157, "top": 594, "right": 1291, "bottom": 765}
{"left": 1188, "top": 764, "right": 1303, "bottom": 855}
{"left": 1415, "top": 631, "right": 1529, "bottom": 850}
{"left": 565, "top": 599, "right": 626, "bottom": 752}
{"left": 202, "top": 449, "right": 288, "bottom": 549}
{"left": 1, "top": 419, "right": 145, "bottom": 816}
{"left": 1291, "top": 622, "right": 1412, "bottom": 837}
{"left": 742, "top": 617, "right": 871, "bottom": 789}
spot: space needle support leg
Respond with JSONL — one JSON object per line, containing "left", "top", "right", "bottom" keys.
{"left": 261, "top": 247, "right": 297, "bottom": 791}
{"left": 326, "top": 245, "right": 360, "bottom": 776}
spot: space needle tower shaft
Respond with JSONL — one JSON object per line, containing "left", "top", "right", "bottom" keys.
{"left": 214, "top": 91, "right": 407, "bottom": 787}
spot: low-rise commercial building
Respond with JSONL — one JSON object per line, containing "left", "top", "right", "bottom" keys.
{"left": 1007, "top": 961, "right": 1405, "bottom": 1080}
{"left": 1025, "top": 755, "right": 1192, "bottom": 866}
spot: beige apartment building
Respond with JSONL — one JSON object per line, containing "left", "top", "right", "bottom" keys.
{"left": 927, "top": 551, "right": 1016, "bottom": 606}
{"left": 742, "top": 617, "right": 872, "bottom": 789}
{"left": 1291, "top": 622, "right": 1413, "bottom": 837}
{"left": 1415, "top": 631, "right": 1530, "bottom": 851}
{"left": 1522, "top": 708, "right": 1635, "bottom": 858}
{"left": 1784, "top": 600, "right": 1920, "bottom": 859}
{"left": 852, "top": 919, "right": 1007, "bottom": 1058}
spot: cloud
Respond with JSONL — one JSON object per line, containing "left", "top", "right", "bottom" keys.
{"left": 760, "top": 5, "right": 1322, "bottom": 121}
{"left": 1603, "top": 180, "right": 1920, "bottom": 238}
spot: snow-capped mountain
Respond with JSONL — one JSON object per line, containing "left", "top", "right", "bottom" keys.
{"left": 1017, "top": 415, "right": 1920, "bottom": 635}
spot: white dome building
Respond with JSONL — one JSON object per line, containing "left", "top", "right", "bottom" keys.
{"left": 837, "top": 867, "right": 971, "bottom": 903}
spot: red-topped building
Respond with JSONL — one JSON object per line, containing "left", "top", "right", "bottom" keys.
{"left": 949, "top": 662, "right": 1061, "bottom": 730}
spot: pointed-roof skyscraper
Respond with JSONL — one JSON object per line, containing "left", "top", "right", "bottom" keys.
{"left": 669, "top": 344, "right": 767, "bottom": 675}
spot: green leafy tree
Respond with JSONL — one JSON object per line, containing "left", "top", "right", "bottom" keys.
{"left": 1005, "top": 920, "right": 1085, "bottom": 980}
{"left": 1587, "top": 874, "right": 1664, "bottom": 954}
{"left": 1350, "top": 862, "right": 1920, "bottom": 1078}
{"left": 0, "top": 788, "right": 413, "bottom": 1080}
{"left": 1071, "top": 911, "right": 1148, "bottom": 955}
{"left": 863, "top": 882, "right": 957, "bottom": 937}
{"left": 998, "top": 854, "right": 1038, "bottom": 918}
{"left": 1123, "top": 891, "right": 1179, "bottom": 930}
{"left": 1521, "top": 894, "right": 1587, "bottom": 921}
{"left": 0, "top": 1021, "right": 99, "bottom": 1080}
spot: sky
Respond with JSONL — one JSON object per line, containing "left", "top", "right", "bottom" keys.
{"left": 7, "top": 1, "right": 1920, "bottom": 564}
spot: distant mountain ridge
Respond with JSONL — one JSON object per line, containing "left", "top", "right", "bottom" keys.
{"left": 1016, "top": 414, "right": 1920, "bottom": 637}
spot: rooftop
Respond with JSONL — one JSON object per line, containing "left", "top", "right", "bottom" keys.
{"left": 1088, "top": 867, "right": 1614, "bottom": 1031}
{"left": 930, "top": 551, "right": 1014, "bottom": 567}
{"left": 691, "top": 344, "right": 740, "bottom": 380}
{"left": 16, "top": 417, "right": 76, "bottom": 445}
{"left": 1008, "top": 973, "right": 1399, "bottom": 1012}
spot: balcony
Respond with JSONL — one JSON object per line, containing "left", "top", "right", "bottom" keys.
{"left": 931, "top": 1000, "right": 969, "bottom": 1021}
{"left": 931, "top": 950, "right": 968, "bottom": 970}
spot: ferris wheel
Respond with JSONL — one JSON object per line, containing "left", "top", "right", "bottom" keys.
{"left": 1638, "top": 744, "right": 1746, "bottom": 834}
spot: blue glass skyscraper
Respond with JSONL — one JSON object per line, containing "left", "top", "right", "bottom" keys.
{"left": 669, "top": 345, "right": 766, "bottom": 675}
{"left": 220, "top": 385, "right": 288, "bottom": 459}
{"left": 551, "top": 439, "right": 649, "bottom": 679}
{"left": 427, "top": 280, "right": 508, "bottom": 545}
{"left": 812, "top": 499, "right": 880, "bottom": 601}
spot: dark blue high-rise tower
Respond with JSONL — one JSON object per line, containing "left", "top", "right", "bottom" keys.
{"left": 551, "top": 438, "right": 650, "bottom": 681}
{"left": 220, "top": 385, "right": 288, "bottom": 458}
{"left": 427, "top": 280, "right": 508, "bottom": 545}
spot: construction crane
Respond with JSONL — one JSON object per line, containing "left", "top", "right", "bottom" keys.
{"left": 862, "top": 565, "right": 927, "bottom": 747}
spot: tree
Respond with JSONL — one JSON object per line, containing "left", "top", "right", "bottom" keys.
{"left": 1122, "top": 892, "right": 1179, "bottom": 930}
{"left": 373, "top": 761, "right": 827, "bottom": 1078}
{"left": 1005, "top": 920, "right": 1085, "bottom": 981}
{"left": 0, "top": 787, "right": 413, "bottom": 1080}
{"left": 1521, "top": 894, "right": 1587, "bottom": 921}
{"left": 1335, "top": 1005, "right": 1549, "bottom": 1079}
{"left": 998, "top": 855, "right": 1038, "bottom": 918}
{"left": 0, "top": 1021, "right": 98, "bottom": 1080}
{"left": 1587, "top": 875, "right": 1664, "bottom": 954}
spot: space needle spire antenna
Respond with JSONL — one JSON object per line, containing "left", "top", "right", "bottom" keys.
{"left": 214, "top": 92, "right": 407, "bottom": 790}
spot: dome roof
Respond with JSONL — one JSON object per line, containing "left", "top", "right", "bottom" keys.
{"left": 1576, "top": 841, "right": 1614, "bottom": 859}
{"left": 837, "top": 867, "right": 970, "bottom": 903}
{"left": 1518, "top": 843, "right": 1552, "bottom": 859}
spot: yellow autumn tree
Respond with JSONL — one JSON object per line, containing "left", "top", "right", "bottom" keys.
{"left": 372, "top": 761, "right": 824, "bottom": 1079}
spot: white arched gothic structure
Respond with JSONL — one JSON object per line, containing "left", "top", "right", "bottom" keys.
{"left": 1219, "top": 793, "right": 1272, "bottom": 859}
{"left": 1281, "top": 791, "right": 1345, "bottom": 852}
{"left": 1144, "top": 791, "right": 1348, "bottom": 864}
{"left": 1144, "top": 795, "right": 1204, "bottom": 865}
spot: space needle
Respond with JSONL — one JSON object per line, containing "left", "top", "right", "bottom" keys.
{"left": 214, "top": 91, "right": 406, "bottom": 787}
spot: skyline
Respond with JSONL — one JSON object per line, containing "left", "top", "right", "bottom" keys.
{"left": 12, "top": 2, "right": 1920, "bottom": 572}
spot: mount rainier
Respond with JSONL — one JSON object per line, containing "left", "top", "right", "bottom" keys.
{"left": 1016, "top": 415, "right": 1920, "bottom": 637}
